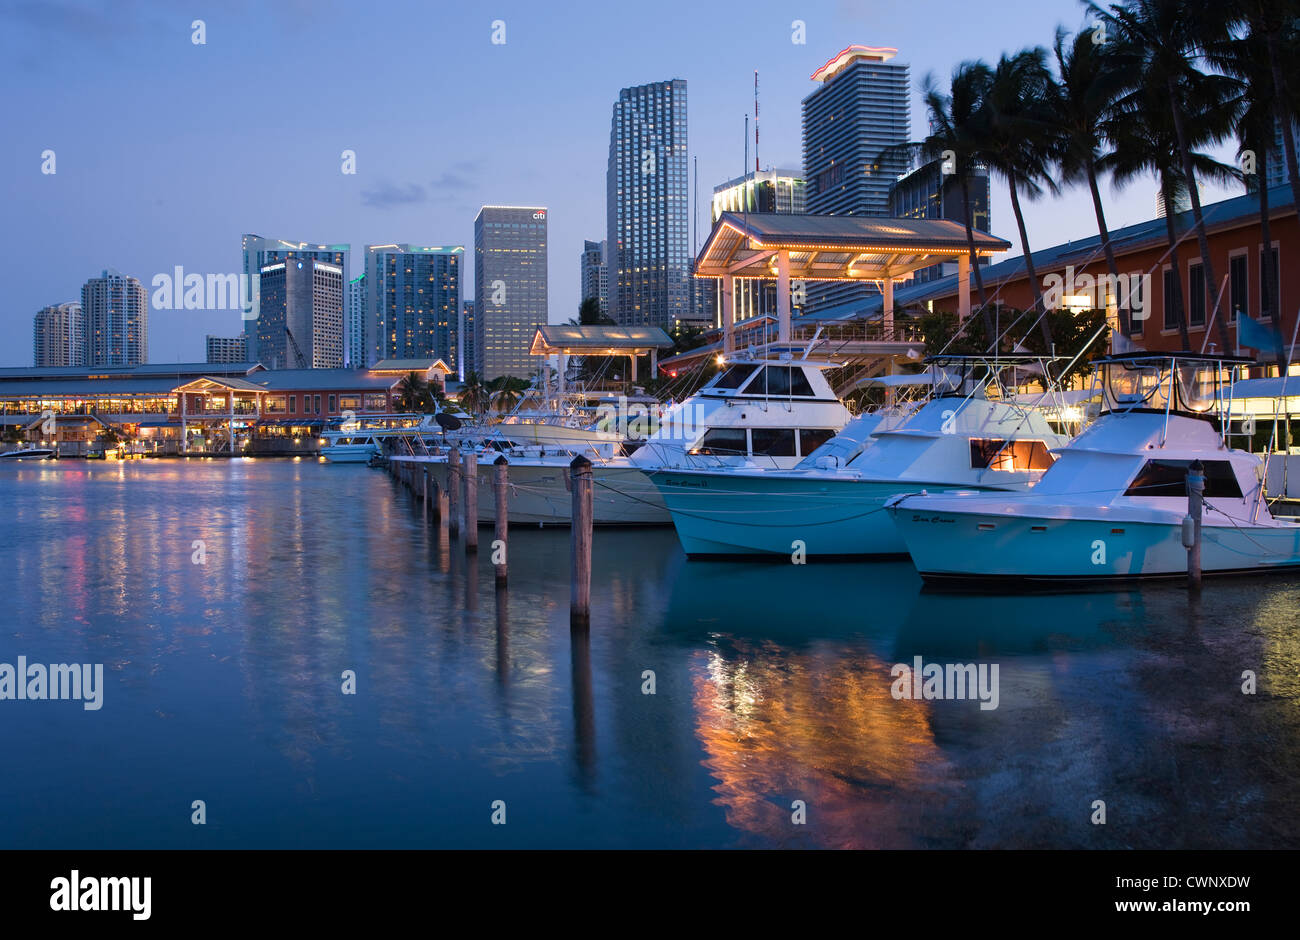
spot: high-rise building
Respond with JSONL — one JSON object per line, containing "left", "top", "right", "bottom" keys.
{"left": 606, "top": 78, "right": 690, "bottom": 328}
{"left": 364, "top": 245, "right": 461, "bottom": 370}
{"left": 33, "top": 302, "right": 85, "bottom": 367}
{"left": 81, "top": 269, "right": 148, "bottom": 366}
{"left": 255, "top": 257, "right": 345, "bottom": 369}
{"left": 241, "top": 235, "right": 349, "bottom": 363}
{"left": 580, "top": 239, "right": 609, "bottom": 314}
{"left": 347, "top": 274, "right": 366, "bottom": 368}
{"left": 889, "top": 159, "right": 991, "bottom": 283}
{"left": 205, "top": 335, "right": 247, "bottom": 364}
{"left": 802, "top": 45, "right": 910, "bottom": 312}
{"left": 475, "top": 206, "right": 548, "bottom": 380}
{"left": 461, "top": 300, "right": 480, "bottom": 378}
{"left": 708, "top": 169, "right": 808, "bottom": 324}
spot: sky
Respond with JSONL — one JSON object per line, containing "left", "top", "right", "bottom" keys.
{"left": 0, "top": 0, "right": 1243, "bottom": 367}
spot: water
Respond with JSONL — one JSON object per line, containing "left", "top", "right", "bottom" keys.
{"left": 1, "top": 458, "right": 1298, "bottom": 849}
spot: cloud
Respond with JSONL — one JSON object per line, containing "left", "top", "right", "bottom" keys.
{"left": 361, "top": 181, "right": 428, "bottom": 209}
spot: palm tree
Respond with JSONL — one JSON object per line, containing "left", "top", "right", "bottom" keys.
{"left": 914, "top": 62, "right": 998, "bottom": 341}
{"left": 979, "top": 47, "right": 1061, "bottom": 352}
{"left": 1239, "top": 2, "right": 1300, "bottom": 231}
{"left": 1100, "top": 76, "right": 1239, "bottom": 349}
{"left": 1051, "top": 26, "right": 1132, "bottom": 334}
{"left": 457, "top": 371, "right": 489, "bottom": 417}
{"left": 1090, "top": 0, "right": 1241, "bottom": 353}
{"left": 397, "top": 371, "right": 431, "bottom": 412}
{"left": 485, "top": 376, "right": 529, "bottom": 415}
{"left": 1206, "top": 14, "right": 1285, "bottom": 363}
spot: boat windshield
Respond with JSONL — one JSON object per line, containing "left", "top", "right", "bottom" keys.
{"left": 1176, "top": 363, "right": 1218, "bottom": 413}
{"left": 1106, "top": 362, "right": 1169, "bottom": 409}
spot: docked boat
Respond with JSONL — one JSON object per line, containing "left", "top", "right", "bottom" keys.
{"left": 321, "top": 414, "right": 444, "bottom": 462}
{"left": 0, "top": 447, "right": 55, "bottom": 461}
{"left": 417, "top": 354, "right": 857, "bottom": 526}
{"left": 887, "top": 352, "right": 1300, "bottom": 586}
{"left": 650, "top": 355, "right": 1075, "bottom": 556}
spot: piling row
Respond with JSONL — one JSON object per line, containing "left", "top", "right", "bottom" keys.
{"left": 386, "top": 449, "right": 595, "bottom": 623}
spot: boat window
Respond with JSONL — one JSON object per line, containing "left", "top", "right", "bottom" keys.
{"left": 761, "top": 367, "right": 791, "bottom": 396}
{"left": 789, "top": 369, "right": 816, "bottom": 397}
{"left": 1176, "top": 363, "right": 1218, "bottom": 413}
{"left": 1123, "top": 459, "right": 1242, "bottom": 498}
{"left": 690, "top": 428, "right": 748, "bottom": 456}
{"left": 970, "top": 438, "right": 1056, "bottom": 472}
{"left": 1106, "top": 362, "right": 1166, "bottom": 407}
{"left": 750, "top": 428, "right": 797, "bottom": 457}
{"left": 799, "top": 428, "right": 837, "bottom": 456}
{"left": 711, "top": 364, "right": 759, "bottom": 390}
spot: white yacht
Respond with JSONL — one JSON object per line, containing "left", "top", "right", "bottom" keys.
{"left": 415, "top": 355, "right": 856, "bottom": 526}
{"left": 649, "top": 355, "right": 1074, "bottom": 556}
{"left": 887, "top": 352, "right": 1300, "bottom": 586}
{"left": 320, "top": 414, "right": 442, "bottom": 463}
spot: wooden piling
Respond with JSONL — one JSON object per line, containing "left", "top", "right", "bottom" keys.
{"left": 570, "top": 455, "right": 593, "bottom": 627}
{"left": 1186, "top": 459, "right": 1204, "bottom": 589}
{"left": 437, "top": 479, "right": 449, "bottom": 528}
{"left": 464, "top": 450, "right": 478, "bottom": 553}
{"left": 422, "top": 462, "right": 429, "bottom": 521}
{"left": 493, "top": 455, "right": 509, "bottom": 585}
{"left": 448, "top": 446, "right": 461, "bottom": 536}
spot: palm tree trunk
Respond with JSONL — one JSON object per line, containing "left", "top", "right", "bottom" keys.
{"left": 1267, "top": 32, "right": 1300, "bottom": 233}
{"left": 1085, "top": 157, "right": 1127, "bottom": 337}
{"left": 1007, "top": 173, "right": 1053, "bottom": 352}
{"left": 1167, "top": 84, "right": 1232, "bottom": 354}
{"left": 959, "top": 173, "right": 996, "bottom": 346}
{"left": 1163, "top": 189, "right": 1192, "bottom": 350}
{"left": 1257, "top": 147, "right": 1284, "bottom": 373}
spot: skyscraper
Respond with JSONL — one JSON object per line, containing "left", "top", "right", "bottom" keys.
{"left": 461, "top": 300, "right": 479, "bottom": 378}
{"left": 347, "top": 274, "right": 366, "bottom": 368}
{"left": 709, "top": 169, "right": 808, "bottom": 324}
{"left": 241, "top": 235, "right": 349, "bottom": 363}
{"left": 255, "top": 257, "right": 345, "bottom": 369}
{"left": 606, "top": 78, "right": 690, "bottom": 328}
{"left": 475, "top": 206, "right": 548, "bottom": 380}
{"left": 889, "top": 158, "right": 991, "bottom": 283}
{"left": 205, "top": 335, "right": 247, "bottom": 364}
{"left": 82, "top": 269, "right": 148, "bottom": 366}
{"left": 802, "top": 45, "right": 910, "bottom": 311}
{"left": 33, "top": 302, "right": 85, "bottom": 367}
{"left": 365, "top": 245, "right": 461, "bottom": 369}
{"left": 580, "top": 239, "right": 609, "bottom": 315}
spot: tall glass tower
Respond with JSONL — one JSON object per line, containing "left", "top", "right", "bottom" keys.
{"left": 364, "top": 245, "right": 461, "bottom": 370}
{"left": 81, "top": 269, "right": 147, "bottom": 366}
{"left": 475, "top": 206, "right": 548, "bottom": 381}
{"left": 241, "top": 235, "right": 349, "bottom": 363}
{"left": 606, "top": 79, "right": 689, "bottom": 328}
{"left": 802, "top": 46, "right": 910, "bottom": 312}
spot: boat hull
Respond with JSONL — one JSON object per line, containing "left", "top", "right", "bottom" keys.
{"left": 891, "top": 506, "right": 1300, "bottom": 586}
{"left": 652, "top": 472, "right": 941, "bottom": 556}
{"left": 431, "top": 461, "right": 669, "bottom": 526}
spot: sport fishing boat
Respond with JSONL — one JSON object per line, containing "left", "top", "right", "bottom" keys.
{"left": 650, "top": 355, "right": 1075, "bottom": 556}
{"left": 415, "top": 354, "right": 857, "bottom": 525}
{"left": 887, "top": 352, "right": 1300, "bottom": 586}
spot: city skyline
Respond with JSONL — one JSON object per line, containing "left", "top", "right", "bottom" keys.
{"left": 0, "top": 0, "right": 1247, "bottom": 367}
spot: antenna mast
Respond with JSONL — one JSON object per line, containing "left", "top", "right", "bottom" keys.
{"left": 754, "top": 70, "right": 760, "bottom": 172}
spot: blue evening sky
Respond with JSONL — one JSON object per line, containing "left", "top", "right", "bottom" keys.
{"left": 0, "top": 0, "right": 1240, "bottom": 366}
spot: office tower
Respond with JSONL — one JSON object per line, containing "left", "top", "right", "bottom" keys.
{"left": 365, "top": 244, "right": 462, "bottom": 369}
{"left": 474, "top": 206, "right": 548, "bottom": 380}
{"left": 205, "top": 334, "right": 247, "bottom": 364}
{"left": 606, "top": 78, "right": 690, "bottom": 327}
{"left": 348, "top": 274, "right": 366, "bottom": 368}
{"left": 889, "top": 159, "right": 991, "bottom": 283}
{"left": 255, "top": 256, "right": 345, "bottom": 369}
{"left": 802, "top": 45, "right": 909, "bottom": 311}
{"left": 709, "top": 169, "right": 808, "bottom": 324}
{"left": 580, "top": 239, "right": 609, "bottom": 315}
{"left": 241, "top": 235, "right": 349, "bottom": 362}
{"left": 81, "top": 269, "right": 148, "bottom": 366}
{"left": 33, "top": 302, "right": 85, "bottom": 367}
{"left": 461, "top": 300, "right": 479, "bottom": 378}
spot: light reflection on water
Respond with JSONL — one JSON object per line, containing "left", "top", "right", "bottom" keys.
{"left": 0, "top": 459, "right": 1297, "bottom": 848}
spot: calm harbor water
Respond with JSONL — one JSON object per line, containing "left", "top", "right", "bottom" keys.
{"left": 1, "top": 458, "right": 1298, "bottom": 849}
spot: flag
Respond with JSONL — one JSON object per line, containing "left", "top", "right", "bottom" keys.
{"left": 1236, "top": 314, "right": 1283, "bottom": 361}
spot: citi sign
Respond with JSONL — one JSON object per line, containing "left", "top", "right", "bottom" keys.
{"left": 532, "top": 211, "right": 546, "bottom": 220}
